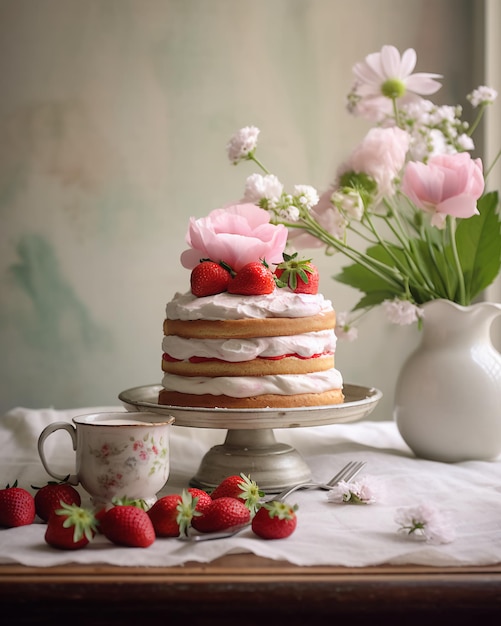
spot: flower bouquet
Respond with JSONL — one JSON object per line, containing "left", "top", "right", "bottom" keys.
{"left": 226, "top": 45, "right": 501, "bottom": 334}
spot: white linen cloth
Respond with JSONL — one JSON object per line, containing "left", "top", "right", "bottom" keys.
{"left": 1, "top": 405, "right": 501, "bottom": 568}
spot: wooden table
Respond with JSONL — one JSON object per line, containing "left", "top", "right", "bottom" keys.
{"left": 2, "top": 555, "right": 501, "bottom": 625}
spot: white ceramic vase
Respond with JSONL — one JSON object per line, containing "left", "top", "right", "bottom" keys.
{"left": 394, "top": 299, "right": 501, "bottom": 462}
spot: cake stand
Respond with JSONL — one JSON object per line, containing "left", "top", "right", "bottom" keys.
{"left": 118, "top": 383, "right": 382, "bottom": 492}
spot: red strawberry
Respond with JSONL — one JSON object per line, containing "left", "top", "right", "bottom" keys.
{"left": 187, "top": 487, "right": 213, "bottom": 513}
{"left": 251, "top": 500, "right": 298, "bottom": 539}
{"left": 227, "top": 261, "right": 275, "bottom": 295}
{"left": 110, "top": 495, "right": 149, "bottom": 510}
{"left": 33, "top": 481, "right": 81, "bottom": 522}
{"left": 210, "top": 473, "right": 263, "bottom": 514}
{"left": 89, "top": 496, "right": 148, "bottom": 535}
{"left": 148, "top": 495, "right": 187, "bottom": 537}
{"left": 100, "top": 505, "right": 155, "bottom": 547}
{"left": 191, "top": 260, "right": 232, "bottom": 297}
{"left": 94, "top": 506, "right": 108, "bottom": 530}
{"left": 191, "top": 496, "right": 251, "bottom": 533}
{"left": 274, "top": 253, "right": 319, "bottom": 294}
{"left": 148, "top": 488, "right": 210, "bottom": 537}
{"left": 45, "top": 501, "right": 98, "bottom": 550}
{"left": 0, "top": 484, "right": 36, "bottom": 528}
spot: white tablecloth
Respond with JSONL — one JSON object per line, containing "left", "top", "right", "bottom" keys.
{"left": 1, "top": 405, "right": 501, "bottom": 568}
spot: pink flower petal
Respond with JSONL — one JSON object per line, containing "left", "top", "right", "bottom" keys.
{"left": 406, "top": 73, "right": 443, "bottom": 95}
{"left": 402, "top": 152, "right": 484, "bottom": 222}
{"left": 380, "top": 45, "right": 408, "bottom": 78}
{"left": 181, "top": 203, "right": 287, "bottom": 271}
{"left": 437, "top": 194, "right": 480, "bottom": 218}
{"left": 399, "top": 48, "right": 417, "bottom": 77}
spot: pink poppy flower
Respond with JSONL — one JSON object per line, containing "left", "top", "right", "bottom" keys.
{"left": 401, "top": 152, "right": 484, "bottom": 227}
{"left": 181, "top": 203, "right": 288, "bottom": 271}
{"left": 338, "top": 126, "right": 410, "bottom": 198}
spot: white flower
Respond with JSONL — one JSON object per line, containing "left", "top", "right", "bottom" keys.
{"left": 383, "top": 298, "right": 424, "bottom": 325}
{"left": 429, "top": 104, "right": 457, "bottom": 125}
{"left": 467, "top": 86, "right": 498, "bottom": 108}
{"left": 351, "top": 45, "right": 442, "bottom": 121}
{"left": 227, "top": 126, "right": 260, "bottom": 164}
{"left": 398, "top": 100, "right": 471, "bottom": 160}
{"left": 335, "top": 312, "right": 358, "bottom": 342}
{"left": 395, "top": 503, "right": 456, "bottom": 544}
{"left": 277, "top": 205, "right": 300, "bottom": 222}
{"left": 327, "top": 476, "right": 381, "bottom": 504}
{"left": 293, "top": 185, "right": 319, "bottom": 210}
{"left": 243, "top": 173, "right": 283, "bottom": 208}
{"left": 457, "top": 134, "right": 475, "bottom": 151}
{"left": 426, "top": 129, "right": 450, "bottom": 157}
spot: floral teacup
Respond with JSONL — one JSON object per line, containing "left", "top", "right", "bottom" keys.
{"left": 38, "top": 412, "right": 175, "bottom": 510}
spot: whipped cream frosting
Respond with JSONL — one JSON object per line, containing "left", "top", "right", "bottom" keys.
{"left": 166, "top": 290, "right": 333, "bottom": 321}
{"left": 161, "top": 369, "right": 343, "bottom": 397}
{"left": 162, "top": 330, "right": 336, "bottom": 362}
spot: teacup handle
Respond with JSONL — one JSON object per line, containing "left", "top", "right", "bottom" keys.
{"left": 37, "top": 422, "right": 79, "bottom": 485}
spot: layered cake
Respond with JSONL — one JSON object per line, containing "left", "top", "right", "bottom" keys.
{"left": 158, "top": 203, "right": 344, "bottom": 409}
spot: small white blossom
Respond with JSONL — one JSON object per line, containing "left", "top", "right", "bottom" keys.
{"left": 428, "top": 104, "right": 457, "bottom": 125}
{"left": 227, "top": 126, "right": 260, "bottom": 164}
{"left": 467, "top": 86, "right": 498, "bottom": 108}
{"left": 398, "top": 101, "right": 470, "bottom": 159}
{"left": 327, "top": 476, "right": 382, "bottom": 504}
{"left": 293, "top": 185, "right": 319, "bottom": 210}
{"left": 456, "top": 133, "right": 475, "bottom": 151}
{"left": 277, "top": 205, "right": 300, "bottom": 222}
{"left": 427, "top": 129, "right": 451, "bottom": 156}
{"left": 395, "top": 503, "right": 456, "bottom": 544}
{"left": 335, "top": 312, "right": 358, "bottom": 341}
{"left": 243, "top": 173, "right": 283, "bottom": 208}
{"left": 383, "top": 298, "right": 424, "bottom": 325}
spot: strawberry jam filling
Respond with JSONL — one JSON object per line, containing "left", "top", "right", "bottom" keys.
{"left": 162, "top": 352, "right": 330, "bottom": 363}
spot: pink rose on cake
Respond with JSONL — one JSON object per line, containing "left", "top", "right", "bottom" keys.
{"left": 180, "top": 203, "right": 287, "bottom": 272}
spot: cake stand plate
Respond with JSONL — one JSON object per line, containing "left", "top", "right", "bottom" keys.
{"left": 118, "top": 384, "right": 382, "bottom": 492}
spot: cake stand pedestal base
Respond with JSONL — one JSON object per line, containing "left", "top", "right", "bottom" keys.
{"left": 189, "top": 428, "right": 311, "bottom": 493}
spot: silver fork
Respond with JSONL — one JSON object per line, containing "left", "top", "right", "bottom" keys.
{"left": 179, "top": 460, "right": 366, "bottom": 542}
{"left": 272, "top": 460, "right": 366, "bottom": 502}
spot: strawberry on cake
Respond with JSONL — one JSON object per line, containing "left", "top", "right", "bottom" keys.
{"left": 159, "top": 203, "right": 344, "bottom": 409}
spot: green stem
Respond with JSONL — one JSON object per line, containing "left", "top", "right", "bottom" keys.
{"left": 285, "top": 215, "right": 404, "bottom": 291}
{"left": 364, "top": 210, "right": 438, "bottom": 298}
{"left": 484, "top": 148, "right": 501, "bottom": 181}
{"left": 249, "top": 154, "right": 271, "bottom": 175}
{"left": 422, "top": 225, "right": 451, "bottom": 297}
{"left": 467, "top": 104, "right": 485, "bottom": 137}
{"left": 392, "top": 97, "right": 401, "bottom": 128}
{"left": 447, "top": 216, "right": 466, "bottom": 304}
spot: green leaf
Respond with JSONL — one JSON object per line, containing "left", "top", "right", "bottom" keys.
{"left": 334, "top": 243, "right": 405, "bottom": 306}
{"left": 332, "top": 192, "right": 501, "bottom": 309}
{"left": 456, "top": 191, "right": 501, "bottom": 301}
{"left": 334, "top": 250, "right": 396, "bottom": 294}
